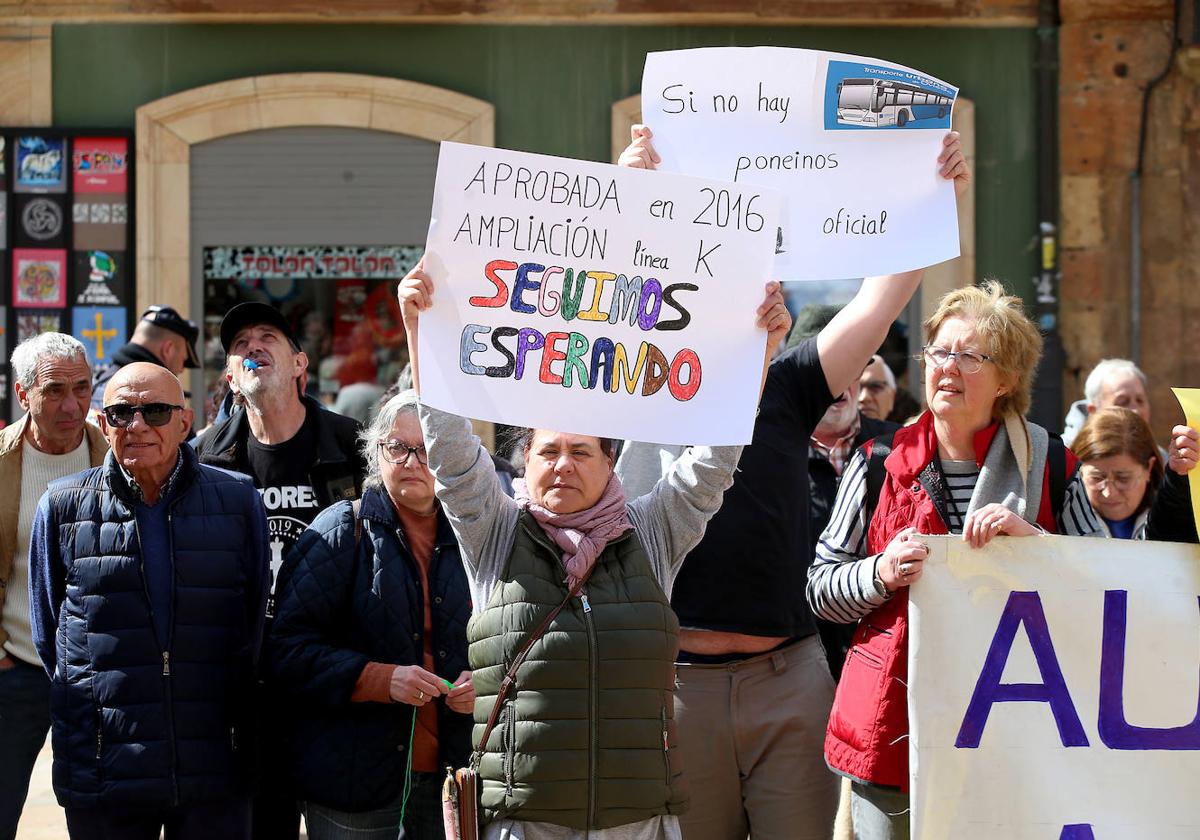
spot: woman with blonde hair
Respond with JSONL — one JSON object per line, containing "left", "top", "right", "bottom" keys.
{"left": 806, "top": 280, "right": 1103, "bottom": 839}
{"left": 1072, "top": 407, "right": 1162, "bottom": 539}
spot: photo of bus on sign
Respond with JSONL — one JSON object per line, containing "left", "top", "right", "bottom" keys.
{"left": 823, "top": 59, "right": 957, "bottom": 131}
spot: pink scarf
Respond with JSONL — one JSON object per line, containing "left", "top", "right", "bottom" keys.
{"left": 513, "top": 474, "right": 632, "bottom": 588}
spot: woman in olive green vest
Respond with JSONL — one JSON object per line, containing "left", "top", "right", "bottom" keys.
{"left": 396, "top": 265, "right": 790, "bottom": 840}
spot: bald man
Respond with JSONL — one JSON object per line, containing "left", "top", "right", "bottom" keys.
{"left": 29, "top": 362, "right": 270, "bottom": 840}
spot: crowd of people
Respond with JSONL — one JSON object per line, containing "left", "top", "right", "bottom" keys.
{"left": 0, "top": 124, "right": 1197, "bottom": 840}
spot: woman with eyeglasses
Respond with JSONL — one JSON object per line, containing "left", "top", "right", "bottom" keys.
{"left": 1071, "top": 408, "right": 1163, "bottom": 540}
{"left": 265, "top": 390, "right": 473, "bottom": 840}
{"left": 805, "top": 281, "right": 1103, "bottom": 840}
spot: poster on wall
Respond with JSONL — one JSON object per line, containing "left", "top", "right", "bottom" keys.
{"left": 0, "top": 306, "right": 7, "bottom": 364}
{"left": 14, "top": 136, "right": 67, "bottom": 194}
{"left": 72, "top": 305, "right": 127, "bottom": 368}
{"left": 16, "top": 310, "right": 63, "bottom": 341}
{"left": 0, "top": 192, "right": 7, "bottom": 251}
{"left": 73, "top": 193, "right": 127, "bottom": 251}
{"left": 73, "top": 137, "right": 129, "bottom": 194}
{"left": 71, "top": 249, "right": 129, "bottom": 306}
{"left": 12, "top": 249, "right": 67, "bottom": 308}
{"left": 641, "top": 47, "right": 960, "bottom": 280}
{"left": 15, "top": 194, "right": 67, "bottom": 248}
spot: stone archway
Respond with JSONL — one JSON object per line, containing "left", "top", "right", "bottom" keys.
{"left": 135, "top": 72, "right": 494, "bottom": 315}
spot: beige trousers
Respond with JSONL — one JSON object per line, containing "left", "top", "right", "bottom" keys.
{"left": 673, "top": 636, "right": 839, "bottom": 840}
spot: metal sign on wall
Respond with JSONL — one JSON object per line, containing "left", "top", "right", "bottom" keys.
{"left": 203, "top": 245, "right": 423, "bottom": 281}
{"left": 1, "top": 129, "right": 135, "bottom": 425}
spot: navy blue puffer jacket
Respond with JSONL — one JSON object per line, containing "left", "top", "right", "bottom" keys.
{"left": 39, "top": 446, "right": 269, "bottom": 808}
{"left": 266, "top": 485, "right": 473, "bottom": 812}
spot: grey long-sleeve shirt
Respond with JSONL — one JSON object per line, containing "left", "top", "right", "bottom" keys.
{"left": 418, "top": 403, "right": 741, "bottom": 840}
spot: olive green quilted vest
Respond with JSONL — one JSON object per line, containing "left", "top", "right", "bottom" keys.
{"left": 468, "top": 511, "right": 687, "bottom": 830}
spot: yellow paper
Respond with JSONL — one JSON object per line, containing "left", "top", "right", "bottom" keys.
{"left": 1170, "top": 387, "right": 1200, "bottom": 535}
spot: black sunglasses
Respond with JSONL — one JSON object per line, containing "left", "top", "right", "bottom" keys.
{"left": 102, "top": 403, "right": 184, "bottom": 428}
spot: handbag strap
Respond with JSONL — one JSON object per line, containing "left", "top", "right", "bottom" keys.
{"left": 471, "top": 569, "right": 593, "bottom": 767}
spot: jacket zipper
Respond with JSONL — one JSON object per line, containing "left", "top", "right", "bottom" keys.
{"left": 581, "top": 588, "right": 598, "bottom": 828}
{"left": 660, "top": 706, "right": 671, "bottom": 786}
{"left": 134, "top": 508, "right": 181, "bottom": 806}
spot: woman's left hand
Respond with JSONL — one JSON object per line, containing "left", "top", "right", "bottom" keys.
{"left": 962, "top": 503, "right": 1038, "bottom": 549}
{"left": 446, "top": 670, "right": 475, "bottom": 714}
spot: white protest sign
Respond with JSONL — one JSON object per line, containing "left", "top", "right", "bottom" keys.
{"left": 418, "top": 141, "right": 782, "bottom": 446}
{"left": 642, "top": 47, "right": 960, "bottom": 281}
{"left": 910, "top": 535, "right": 1200, "bottom": 840}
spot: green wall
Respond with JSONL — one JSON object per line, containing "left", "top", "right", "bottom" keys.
{"left": 52, "top": 23, "right": 1039, "bottom": 299}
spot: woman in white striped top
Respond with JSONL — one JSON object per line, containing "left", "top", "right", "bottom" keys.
{"left": 805, "top": 281, "right": 1103, "bottom": 840}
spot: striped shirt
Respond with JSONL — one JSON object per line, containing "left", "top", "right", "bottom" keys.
{"left": 940, "top": 458, "right": 978, "bottom": 532}
{"left": 806, "top": 448, "right": 1103, "bottom": 626}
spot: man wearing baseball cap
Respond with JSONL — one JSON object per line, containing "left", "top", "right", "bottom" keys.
{"left": 90, "top": 305, "right": 201, "bottom": 412}
{"left": 195, "top": 301, "right": 366, "bottom": 840}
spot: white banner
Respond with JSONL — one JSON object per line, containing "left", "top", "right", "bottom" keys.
{"left": 642, "top": 47, "right": 960, "bottom": 281}
{"left": 910, "top": 535, "right": 1200, "bottom": 840}
{"left": 419, "top": 141, "right": 782, "bottom": 446}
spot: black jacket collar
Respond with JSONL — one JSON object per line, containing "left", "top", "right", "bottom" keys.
{"left": 201, "top": 394, "right": 351, "bottom": 472}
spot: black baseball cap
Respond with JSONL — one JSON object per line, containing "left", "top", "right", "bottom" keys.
{"left": 220, "top": 301, "right": 300, "bottom": 354}
{"left": 141, "top": 305, "right": 201, "bottom": 369}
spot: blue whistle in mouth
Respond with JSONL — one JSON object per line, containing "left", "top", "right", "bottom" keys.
{"left": 243, "top": 359, "right": 259, "bottom": 370}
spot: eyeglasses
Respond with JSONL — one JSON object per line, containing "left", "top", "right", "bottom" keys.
{"left": 920, "top": 345, "right": 994, "bottom": 375}
{"left": 102, "top": 403, "right": 184, "bottom": 428}
{"left": 1080, "top": 467, "right": 1146, "bottom": 493}
{"left": 379, "top": 440, "right": 427, "bottom": 466}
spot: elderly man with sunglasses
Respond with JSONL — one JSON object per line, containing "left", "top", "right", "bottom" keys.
{"left": 0, "top": 333, "right": 108, "bottom": 840}
{"left": 28, "top": 362, "right": 269, "bottom": 840}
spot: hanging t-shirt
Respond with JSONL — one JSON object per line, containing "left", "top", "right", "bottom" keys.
{"left": 242, "top": 405, "right": 323, "bottom": 614}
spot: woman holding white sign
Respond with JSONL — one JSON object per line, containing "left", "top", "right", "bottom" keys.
{"left": 398, "top": 263, "right": 790, "bottom": 840}
{"left": 806, "top": 281, "right": 1104, "bottom": 839}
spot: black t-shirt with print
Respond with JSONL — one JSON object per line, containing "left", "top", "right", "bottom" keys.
{"left": 670, "top": 337, "right": 835, "bottom": 639}
{"left": 241, "top": 404, "right": 324, "bottom": 615}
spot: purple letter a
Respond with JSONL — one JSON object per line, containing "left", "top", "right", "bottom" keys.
{"left": 955, "top": 591, "right": 1089, "bottom": 748}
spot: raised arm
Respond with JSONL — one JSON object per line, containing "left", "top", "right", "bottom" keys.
{"left": 397, "top": 263, "right": 520, "bottom": 578}
{"left": 1148, "top": 424, "right": 1199, "bottom": 543}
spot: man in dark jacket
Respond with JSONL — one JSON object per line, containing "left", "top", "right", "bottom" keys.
{"left": 29, "top": 363, "right": 269, "bottom": 840}
{"left": 194, "top": 301, "right": 367, "bottom": 840}
{"left": 90, "top": 305, "right": 201, "bottom": 412}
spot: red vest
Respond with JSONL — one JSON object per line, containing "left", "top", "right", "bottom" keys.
{"left": 823, "top": 412, "right": 1071, "bottom": 789}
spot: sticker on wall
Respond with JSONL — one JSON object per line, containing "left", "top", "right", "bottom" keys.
{"left": 16, "top": 194, "right": 67, "bottom": 247}
{"left": 0, "top": 136, "right": 6, "bottom": 185}
{"left": 12, "top": 249, "right": 67, "bottom": 308}
{"left": 73, "top": 306, "right": 127, "bottom": 367}
{"left": 71, "top": 250, "right": 129, "bottom": 306}
{"left": 73, "top": 193, "right": 127, "bottom": 251}
{"left": 14, "top": 136, "right": 67, "bottom": 194}
{"left": 73, "top": 137, "right": 129, "bottom": 194}
{"left": 16, "top": 310, "right": 63, "bottom": 341}
{"left": 0, "top": 192, "right": 7, "bottom": 250}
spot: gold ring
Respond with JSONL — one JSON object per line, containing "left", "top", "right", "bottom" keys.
{"left": 417, "top": 690, "right": 424, "bottom": 701}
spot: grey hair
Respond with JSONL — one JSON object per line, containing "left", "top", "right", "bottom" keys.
{"left": 1084, "top": 359, "right": 1147, "bottom": 406}
{"left": 359, "top": 389, "right": 422, "bottom": 489}
{"left": 11, "top": 332, "right": 89, "bottom": 389}
{"left": 867, "top": 354, "right": 897, "bottom": 390}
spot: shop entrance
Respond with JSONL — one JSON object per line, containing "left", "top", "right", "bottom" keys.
{"left": 191, "top": 126, "right": 434, "bottom": 425}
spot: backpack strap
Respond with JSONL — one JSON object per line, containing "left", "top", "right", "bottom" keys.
{"left": 864, "top": 430, "right": 896, "bottom": 527}
{"left": 1046, "top": 433, "right": 1067, "bottom": 522}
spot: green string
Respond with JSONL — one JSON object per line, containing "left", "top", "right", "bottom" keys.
{"left": 398, "top": 706, "right": 418, "bottom": 828}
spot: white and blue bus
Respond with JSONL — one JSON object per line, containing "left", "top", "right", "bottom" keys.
{"left": 836, "top": 77, "right": 952, "bottom": 128}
